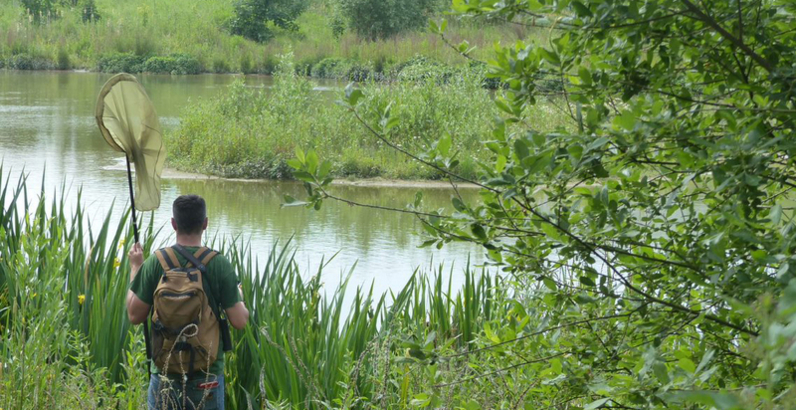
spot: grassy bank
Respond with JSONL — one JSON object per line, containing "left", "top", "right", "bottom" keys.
{"left": 167, "top": 55, "right": 568, "bottom": 180}
{"left": 0, "top": 0, "right": 541, "bottom": 76}
{"left": 0, "top": 167, "right": 518, "bottom": 409}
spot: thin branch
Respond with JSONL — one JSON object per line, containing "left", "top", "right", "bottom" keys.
{"left": 433, "top": 352, "right": 568, "bottom": 388}
{"left": 442, "top": 313, "right": 634, "bottom": 359}
{"left": 679, "top": 0, "right": 773, "bottom": 72}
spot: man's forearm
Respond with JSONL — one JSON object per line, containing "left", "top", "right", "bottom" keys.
{"left": 130, "top": 264, "right": 141, "bottom": 283}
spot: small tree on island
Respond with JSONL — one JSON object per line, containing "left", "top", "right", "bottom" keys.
{"left": 288, "top": 0, "right": 796, "bottom": 408}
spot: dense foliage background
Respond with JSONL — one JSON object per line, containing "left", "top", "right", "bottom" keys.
{"left": 287, "top": 0, "right": 796, "bottom": 408}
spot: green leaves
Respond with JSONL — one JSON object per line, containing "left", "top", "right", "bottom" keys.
{"left": 283, "top": 147, "right": 333, "bottom": 210}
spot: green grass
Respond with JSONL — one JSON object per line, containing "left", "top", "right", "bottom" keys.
{"left": 167, "top": 54, "right": 569, "bottom": 180}
{"left": 0, "top": 168, "right": 513, "bottom": 409}
{"left": 0, "top": 0, "right": 545, "bottom": 74}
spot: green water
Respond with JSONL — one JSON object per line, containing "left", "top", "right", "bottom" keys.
{"left": 0, "top": 70, "right": 482, "bottom": 294}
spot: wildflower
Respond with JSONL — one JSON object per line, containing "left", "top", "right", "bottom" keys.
{"left": 118, "top": 239, "right": 126, "bottom": 249}
{"left": 78, "top": 294, "right": 85, "bottom": 305}
{"left": 113, "top": 257, "right": 121, "bottom": 269}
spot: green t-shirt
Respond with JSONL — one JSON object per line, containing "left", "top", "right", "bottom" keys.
{"left": 130, "top": 246, "right": 241, "bottom": 376}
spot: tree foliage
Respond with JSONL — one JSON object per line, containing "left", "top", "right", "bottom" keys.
{"left": 333, "top": 0, "right": 444, "bottom": 40}
{"left": 292, "top": 0, "right": 796, "bottom": 408}
{"left": 19, "top": 0, "right": 99, "bottom": 23}
{"left": 229, "top": 0, "right": 308, "bottom": 42}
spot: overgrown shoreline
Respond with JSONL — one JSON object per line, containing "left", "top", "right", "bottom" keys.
{"left": 165, "top": 55, "right": 568, "bottom": 181}
{"left": 0, "top": 0, "right": 539, "bottom": 78}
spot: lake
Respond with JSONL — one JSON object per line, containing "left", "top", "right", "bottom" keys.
{"left": 0, "top": 70, "right": 483, "bottom": 297}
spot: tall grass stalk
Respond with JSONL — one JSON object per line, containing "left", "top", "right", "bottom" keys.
{"left": 0, "top": 167, "right": 509, "bottom": 408}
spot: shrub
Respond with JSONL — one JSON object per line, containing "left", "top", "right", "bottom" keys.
{"left": 334, "top": 0, "right": 445, "bottom": 40}
{"left": 96, "top": 53, "right": 146, "bottom": 73}
{"left": 56, "top": 47, "right": 70, "bottom": 70}
{"left": 141, "top": 53, "right": 202, "bottom": 74}
{"left": 79, "top": 0, "right": 100, "bottom": 22}
{"left": 228, "top": 0, "right": 308, "bottom": 43}
{"left": 310, "top": 57, "right": 373, "bottom": 81}
{"left": 239, "top": 53, "right": 253, "bottom": 73}
{"left": 212, "top": 57, "right": 230, "bottom": 73}
{"left": 260, "top": 54, "right": 278, "bottom": 74}
{"left": 20, "top": 0, "right": 59, "bottom": 23}
{"left": 7, "top": 53, "right": 54, "bottom": 70}
{"left": 311, "top": 57, "right": 345, "bottom": 78}
{"left": 394, "top": 56, "right": 454, "bottom": 83}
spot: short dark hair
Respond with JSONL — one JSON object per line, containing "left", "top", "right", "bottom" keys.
{"left": 172, "top": 195, "right": 206, "bottom": 235}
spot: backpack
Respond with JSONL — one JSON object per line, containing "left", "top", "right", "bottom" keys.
{"left": 149, "top": 245, "right": 221, "bottom": 375}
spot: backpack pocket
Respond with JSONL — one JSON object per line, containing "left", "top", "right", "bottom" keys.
{"left": 155, "top": 290, "right": 203, "bottom": 329}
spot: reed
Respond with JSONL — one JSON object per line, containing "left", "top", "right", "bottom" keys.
{"left": 0, "top": 168, "right": 509, "bottom": 409}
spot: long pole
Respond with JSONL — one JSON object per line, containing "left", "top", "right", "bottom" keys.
{"left": 125, "top": 155, "right": 140, "bottom": 243}
{"left": 126, "top": 154, "right": 150, "bottom": 378}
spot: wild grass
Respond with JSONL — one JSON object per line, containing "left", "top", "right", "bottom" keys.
{"left": 167, "top": 54, "right": 569, "bottom": 181}
{"left": 0, "top": 0, "right": 545, "bottom": 73}
{"left": 0, "top": 167, "right": 514, "bottom": 409}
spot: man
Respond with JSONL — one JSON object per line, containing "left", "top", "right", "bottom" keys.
{"left": 127, "top": 194, "right": 249, "bottom": 410}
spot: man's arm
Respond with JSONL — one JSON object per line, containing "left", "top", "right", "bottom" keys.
{"left": 126, "top": 242, "right": 151, "bottom": 325}
{"left": 226, "top": 284, "right": 249, "bottom": 330}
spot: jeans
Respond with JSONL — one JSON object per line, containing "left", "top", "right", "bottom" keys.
{"left": 147, "top": 373, "right": 224, "bottom": 410}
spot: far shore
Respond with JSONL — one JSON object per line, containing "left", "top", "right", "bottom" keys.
{"left": 157, "top": 166, "right": 479, "bottom": 189}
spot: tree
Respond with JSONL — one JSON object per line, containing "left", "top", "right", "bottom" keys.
{"left": 20, "top": 0, "right": 99, "bottom": 24}
{"left": 290, "top": 0, "right": 796, "bottom": 407}
{"left": 229, "top": 0, "right": 308, "bottom": 43}
{"left": 20, "top": 0, "right": 59, "bottom": 22}
{"left": 334, "top": 0, "right": 444, "bottom": 40}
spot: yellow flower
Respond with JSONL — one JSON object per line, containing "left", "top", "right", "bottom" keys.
{"left": 118, "top": 239, "right": 126, "bottom": 249}
{"left": 113, "top": 257, "right": 121, "bottom": 269}
{"left": 78, "top": 294, "right": 85, "bottom": 305}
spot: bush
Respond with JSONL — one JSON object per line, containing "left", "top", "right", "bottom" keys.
{"left": 211, "top": 57, "right": 230, "bottom": 73}
{"left": 310, "top": 57, "right": 373, "bottom": 81}
{"left": 96, "top": 53, "right": 146, "bottom": 73}
{"left": 228, "top": 0, "right": 308, "bottom": 43}
{"left": 239, "top": 53, "right": 253, "bottom": 73}
{"left": 310, "top": 57, "right": 345, "bottom": 78}
{"left": 141, "top": 53, "right": 202, "bottom": 74}
{"left": 79, "top": 0, "right": 101, "bottom": 22}
{"left": 334, "top": 0, "right": 444, "bottom": 40}
{"left": 7, "top": 53, "right": 54, "bottom": 70}
{"left": 56, "top": 47, "right": 70, "bottom": 70}
{"left": 21, "top": 0, "right": 59, "bottom": 23}
{"left": 394, "top": 56, "right": 454, "bottom": 82}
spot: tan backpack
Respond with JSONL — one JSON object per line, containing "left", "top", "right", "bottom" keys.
{"left": 150, "top": 246, "right": 220, "bottom": 375}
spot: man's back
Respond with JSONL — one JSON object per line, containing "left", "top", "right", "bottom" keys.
{"left": 126, "top": 194, "right": 249, "bottom": 410}
{"left": 130, "top": 245, "right": 240, "bottom": 377}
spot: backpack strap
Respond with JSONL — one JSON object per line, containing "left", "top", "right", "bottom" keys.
{"left": 183, "top": 247, "right": 219, "bottom": 271}
{"left": 171, "top": 244, "right": 232, "bottom": 353}
{"left": 172, "top": 245, "right": 221, "bottom": 313}
{"left": 155, "top": 247, "right": 180, "bottom": 271}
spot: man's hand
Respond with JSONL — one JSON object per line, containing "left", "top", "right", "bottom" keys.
{"left": 128, "top": 242, "right": 144, "bottom": 282}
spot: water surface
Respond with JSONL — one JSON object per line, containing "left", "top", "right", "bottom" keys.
{"left": 0, "top": 70, "right": 482, "bottom": 296}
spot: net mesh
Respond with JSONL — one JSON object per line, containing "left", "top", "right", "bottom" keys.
{"left": 95, "top": 74, "right": 166, "bottom": 211}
